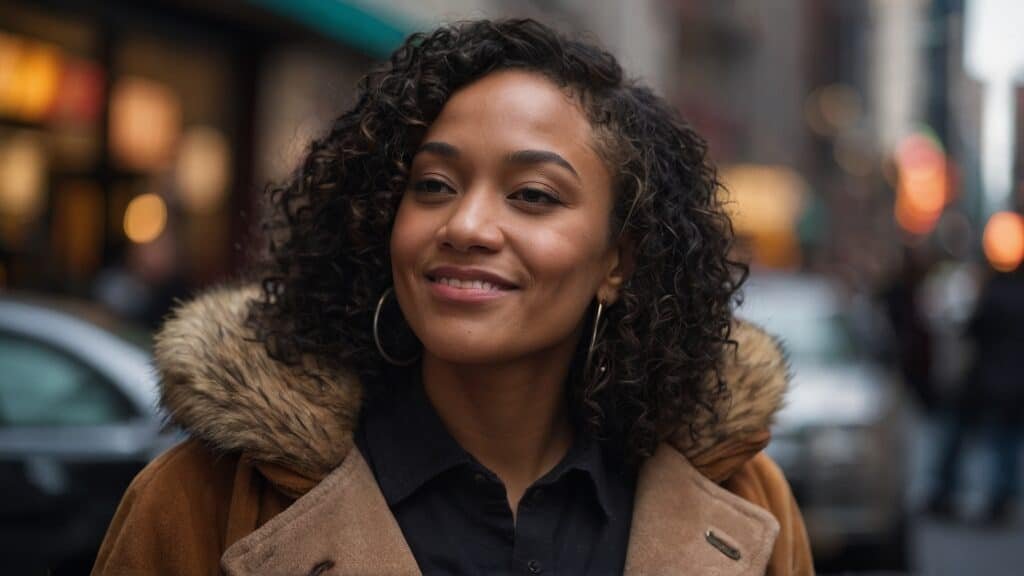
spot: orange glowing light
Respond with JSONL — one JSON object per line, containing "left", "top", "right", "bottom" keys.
{"left": 894, "top": 132, "right": 948, "bottom": 235}
{"left": 895, "top": 192, "right": 939, "bottom": 235}
{"left": 123, "top": 193, "right": 167, "bottom": 243}
{"left": 900, "top": 166, "right": 946, "bottom": 213}
{"left": 19, "top": 46, "right": 61, "bottom": 120}
{"left": 0, "top": 33, "right": 63, "bottom": 120}
{"left": 110, "top": 76, "right": 181, "bottom": 171}
{"left": 0, "top": 33, "right": 62, "bottom": 121}
{"left": 719, "top": 164, "right": 808, "bottom": 235}
{"left": 176, "top": 126, "right": 231, "bottom": 214}
{"left": 0, "top": 131, "right": 47, "bottom": 218}
{"left": 983, "top": 212, "right": 1024, "bottom": 272}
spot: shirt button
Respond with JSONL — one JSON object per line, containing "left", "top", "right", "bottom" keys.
{"left": 473, "top": 472, "right": 486, "bottom": 484}
{"left": 527, "top": 560, "right": 541, "bottom": 574}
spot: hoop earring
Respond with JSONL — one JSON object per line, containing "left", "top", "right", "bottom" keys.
{"left": 585, "top": 299, "right": 607, "bottom": 376}
{"left": 374, "top": 286, "right": 419, "bottom": 366}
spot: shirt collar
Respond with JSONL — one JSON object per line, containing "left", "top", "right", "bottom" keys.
{"left": 362, "top": 371, "right": 471, "bottom": 506}
{"left": 534, "top": 433, "right": 618, "bottom": 519}
{"left": 361, "top": 370, "right": 620, "bottom": 518}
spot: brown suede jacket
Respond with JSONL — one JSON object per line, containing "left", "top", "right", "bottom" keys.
{"left": 92, "top": 286, "right": 813, "bottom": 575}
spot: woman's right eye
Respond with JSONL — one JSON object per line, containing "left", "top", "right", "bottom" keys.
{"left": 412, "top": 179, "right": 455, "bottom": 196}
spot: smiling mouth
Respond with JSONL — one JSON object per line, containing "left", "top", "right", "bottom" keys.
{"left": 425, "top": 275, "right": 515, "bottom": 292}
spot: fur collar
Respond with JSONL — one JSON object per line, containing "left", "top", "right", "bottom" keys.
{"left": 155, "top": 285, "right": 788, "bottom": 482}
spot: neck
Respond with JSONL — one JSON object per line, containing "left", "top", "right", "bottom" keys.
{"left": 420, "top": 341, "right": 578, "bottom": 516}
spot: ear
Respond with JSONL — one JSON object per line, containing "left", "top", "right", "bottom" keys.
{"left": 597, "top": 233, "right": 635, "bottom": 305}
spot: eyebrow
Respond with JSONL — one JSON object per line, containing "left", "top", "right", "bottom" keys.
{"left": 416, "top": 141, "right": 459, "bottom": 158}
{"left": 507, "top": 149, "right": 580, "bottom": 181}
{"left": 415, "top": 141, "right": 581, "bottom": 181}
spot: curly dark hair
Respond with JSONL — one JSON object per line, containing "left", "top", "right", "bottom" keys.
{"left": 249, "top": 18, "right": 747, "bottom": 465}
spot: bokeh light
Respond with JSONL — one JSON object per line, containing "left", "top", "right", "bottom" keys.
{"left": 0, "top": 131, "right": 47, "bottom": 218}
{"left": 109, "top": 76, "right": 181, "bottom": 171}
{"left": 0, "top": 33, "right": 62, "bottom": 121}
{"left": 720, "top": 164, "right": 808, "bottom": 268}
{"left": 982, "top": 211, "right": 1024, "bottom": 272}
{"left": 123, "top": 192, "right": 167, "bottom": 244}
{"left": 175, "top": 126, "right": 231, "bottom": 214}
{"left": 894, "top": 132, "right": 947, "bottom": 235}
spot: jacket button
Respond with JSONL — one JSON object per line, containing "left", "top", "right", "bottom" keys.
{"left": 527, "top": 560, "right": 541, "bottom": 574}
{"left": 705, "top": 529, "right": 742, "bottom": 561}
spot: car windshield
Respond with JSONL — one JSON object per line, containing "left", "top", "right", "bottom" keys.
{"left": 738, "top": 278, "right": 858, "bottom": 364}
{"left": 761, "top": 311, "right": 856, "bottom": 363}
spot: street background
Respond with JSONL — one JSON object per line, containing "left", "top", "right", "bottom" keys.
{"left": 1, "top": 0, "right": 1022, "bottom": 574}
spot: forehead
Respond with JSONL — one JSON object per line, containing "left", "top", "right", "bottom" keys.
{"left": 423, "top": 69, "right": 597, "bottom": 154}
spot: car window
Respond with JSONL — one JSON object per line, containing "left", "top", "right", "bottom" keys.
{"left": 738, "top": 281, "right": 859, "bottom": 364}
{"left": 764, "top": 313, "right": 857, "bottom": 363}
{"left": 0, "top": 333, "right": 135, "bottom": 426}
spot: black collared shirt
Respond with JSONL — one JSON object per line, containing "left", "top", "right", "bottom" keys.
{"left": 355, "top": 372, "right": 635, "bottom": 575}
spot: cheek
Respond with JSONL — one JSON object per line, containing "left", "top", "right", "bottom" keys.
{"left": 389, "top": 199, "right": 431, "bottom": 335}
{"left": 389, "top": 198, "right": 434, "bottom": 324}
{"left": 390, "top": 197, "right": 428, "bottom": 269}
{"left": 507, "top": 226, "right": 607, "bottom": 355}
{"left": 521, "top": 225, "right": 607, "bottom": 296}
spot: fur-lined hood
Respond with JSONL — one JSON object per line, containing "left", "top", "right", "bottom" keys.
{"left": 155, "top": 285, "right": 789, "bottom": 485}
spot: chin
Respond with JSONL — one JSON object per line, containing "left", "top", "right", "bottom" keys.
{"left": 419, "top": 332, "right": 517, "bottom": 366}
{"left": 425, "top": 343, "right": 508, "bottom": 365}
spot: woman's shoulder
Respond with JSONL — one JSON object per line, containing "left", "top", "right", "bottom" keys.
{"left": 91, "top": 439, "right": 241, "bottom": 575}
{"left": 724, "top": 452, "right": 815, "bottom": 576}
{"left": 130, "top": 438, "right": 241, "bottom": 498}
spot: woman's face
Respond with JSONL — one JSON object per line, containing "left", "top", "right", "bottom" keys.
{"left": 390, "top": 70, "right": 625, "bottom": 365}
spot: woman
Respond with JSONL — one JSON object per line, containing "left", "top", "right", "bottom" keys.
{"left": 94, "top": 19, "right": 812, "bottom": 575}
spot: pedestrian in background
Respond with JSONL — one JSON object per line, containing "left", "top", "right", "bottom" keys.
{"left": 93, "top": 19, "right": 811, "bottom": 575}
{"left": 881, "top": 246, "right": 937, "bottom": 413}
{"left": 929, "top": 266, "right": 1024, "bottom": 524}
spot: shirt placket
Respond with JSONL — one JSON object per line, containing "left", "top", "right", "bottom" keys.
{"left": 511, "top": 482, "right": 561, "bottom": 575}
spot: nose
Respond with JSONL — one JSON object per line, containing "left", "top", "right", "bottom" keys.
{"left": 437, "top": 186, "right": 504, "bottom": 253}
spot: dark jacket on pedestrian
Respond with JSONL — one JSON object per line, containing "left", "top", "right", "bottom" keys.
{"left": 968, "top": 269, "right": 1024, "bottom": 407}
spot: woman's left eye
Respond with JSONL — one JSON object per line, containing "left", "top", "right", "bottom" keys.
{"left": 412, "top": 179, "right": 455, "bottom": 195}
{"left": 508, "top": 187, "right": 561, "bottom": 205}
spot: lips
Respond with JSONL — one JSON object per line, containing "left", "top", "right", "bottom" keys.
{"left": 424, "top": 265, "right": 519, "bottom": 291}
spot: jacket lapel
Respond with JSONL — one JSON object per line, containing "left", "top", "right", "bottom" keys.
{"left": 221, "top": 448, "right": 420, "bottom": 576}
{"left": 624, "top": 443, "right": 780, "bottom": 576}
{"left": 221, "top": 443, "right": 779, "bottom": 576}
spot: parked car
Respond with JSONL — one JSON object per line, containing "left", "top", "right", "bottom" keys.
{"left": 738, "top": 274, "right": 910, "bottom": 569}
{"left": 0, "top": 295, "right": 178, "bottom": 574}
